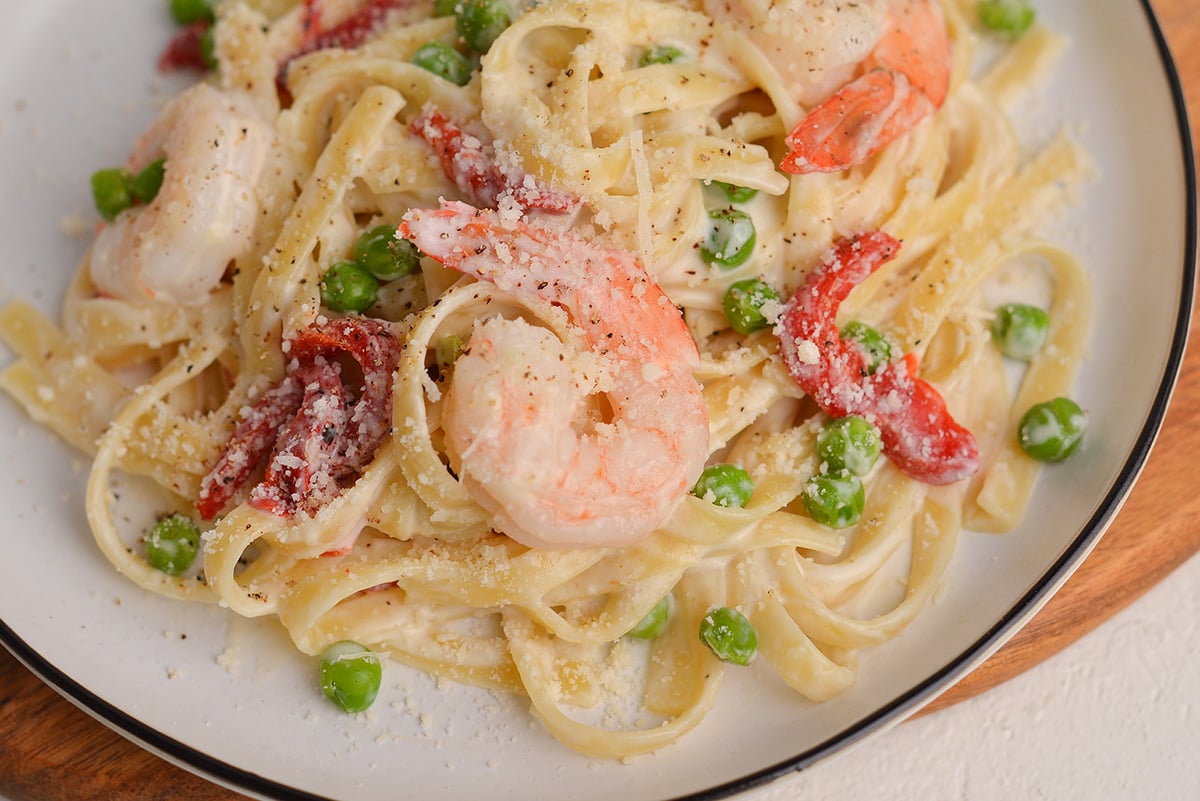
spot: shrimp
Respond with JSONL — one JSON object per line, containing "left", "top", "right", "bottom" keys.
{"left": 89, "top": 83, "right": 278, "bottom": 305}
{"left": 778, "top": 0, "right": 952, "bottom": 174}
{"left": 399, "top": 201, "right": 709, "bottom": 549}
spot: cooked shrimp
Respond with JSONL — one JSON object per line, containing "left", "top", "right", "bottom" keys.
{"left": 779, "top": 0, "right": 951, "bottom": 174}
{"left": 399, "top": 201, "right": 709, "bottom": 549}
{"left": 89, "top": 83, "right": 277, "bottom": 305}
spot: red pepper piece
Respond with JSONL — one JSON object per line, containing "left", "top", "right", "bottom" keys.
{"left": 777, "top": 232, "right": 979, "bottom": 485}
{"left": 410, "top": 107, "right": 580, "bottom": 215}
{"left": 157, "top": 21, "right": 211, "bottom": 73}
{"left": 197, "top": 317, "right": 400, "bottom": 520}
{"left": 249, "top": 359, "right": 350, "bottom": 516}
{"left": 298, "top": 0, "right": 405, "bottom": 54}
{"left": 289, "top": 316, "right": 399, "bottom": 467}
{"left": 195, "top": 372, "right": 307, "bottom": 520}
{"left": 278, "top": 0, "right": 411, "bottom": 93}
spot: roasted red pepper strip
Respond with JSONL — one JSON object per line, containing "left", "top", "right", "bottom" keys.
{"left": 776, "top": 232, "right": 979, "bottom": 485}
{"left": 195, "top": 372, "right": 306, "bottom": 519}
{"left": 157, "top": 21, "right": 211, "bottom": 73}
{"left": 249, "top": 358, "right": 350, "bottom": 516}
{"left": 289, "top": 317, "right": 399, "bottom": 458}
{"left": 277, "top": 0, "right": 411, "bottom": 93}
{"left": 297, "top": 0, "right": 406, "bottom": 55}
{"left": 163, "top": 0, "right": 405, "bottom": 78}
{"left": 197, "top": 317, "right": 400, "bottom": 520}
{"left": 410, "top": 107, "right": 580, "bottom": 215}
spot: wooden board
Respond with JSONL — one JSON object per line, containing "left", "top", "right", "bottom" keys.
{"left": 2, "top": 2, "right": 1198, "bottom": 799}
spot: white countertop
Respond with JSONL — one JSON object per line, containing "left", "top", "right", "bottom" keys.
{"left": 747, "top": 551, "right": 1200, "bottom": 801}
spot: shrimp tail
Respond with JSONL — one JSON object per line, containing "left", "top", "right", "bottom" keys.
{"left": 781, "top": 69, "right": 939, "bottom": 174}
{"left": 399, "top": 201, "right": 697, "bottom": 366}
{"left": 781, "top": 0, "right": 951, "bottom": 174}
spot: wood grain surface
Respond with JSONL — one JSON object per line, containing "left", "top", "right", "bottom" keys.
{"left": 2, "top": 3, "right": 1198, "bottom": 800}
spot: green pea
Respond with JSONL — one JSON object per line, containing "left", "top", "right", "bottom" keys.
{"left": 169, "top": 0, "right": 215, "bottom": 26}
{"left": 722, "top": 278, "right": 781, "bottom": 335}
{"left": 432, "top": 0, "right": 460, "bottom": 16}
{"left": 319, "top": 641, "right": 382, "bottom": 713}
{"left": 978, "top": 0, "right": 1035, "bottom": 38}
{"left": 991, "top": 303, "right": 1049, "bottom": 362}
{"left": 411, "top": 41, "right": 472, "bottom": 86}
{"left": 818, "top": 416, "right": 882, "bottom": 476}
{"left": 456, "top": 0, "right": 512, "bottom": 54}
{"left": 802, "top": 472, "right": 865, "bottom": 529}
{"left": 145, "top": 513, "right": 201, "bottom": 575}
{"left": 320, "top": 260, "right": 380, "bottom": 312}
{"left": 1018, "top": 397, "right": 1087, "bottom": 462}
{"left": 627, "top": 596, "right": 671, "bottom": 639}
{"left": 131, "top": 158, "right": 167, "bottom": 204}
{"left": 638, "top": 44, "right": 685, "bottom": 67}
{"left": 698, "top": 607, "right": 757, "bottom": 666}
{"left": 353, "top": 224, "right": 422, "bottom": 281}
{"left": 710, "top": 181, "right": 757, "bottom": 204}
{"left": 841, "top": 321, "right": 893, "bottom": 374}
{"left": 699, "top": 209, "right": 756, "bottom": 269}
{"left": 435, "top": 334, "right": 464, "bottom": 368}
{"left": 200, "top": 23, "right": 218, "bottom": 70}
{"left": 91, "top": 167, "right": 135, "bottom": 222}
{"left": 691, "top": 463, "right": 754, "bottom": 508}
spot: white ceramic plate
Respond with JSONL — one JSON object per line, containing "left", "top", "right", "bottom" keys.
{"left": 0, "top": 3, "right": 1193, "bottom": 800}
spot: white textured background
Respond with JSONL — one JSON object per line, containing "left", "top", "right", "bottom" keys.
{"left": 742, "top": 551, "right": 1200, "bottom": 801}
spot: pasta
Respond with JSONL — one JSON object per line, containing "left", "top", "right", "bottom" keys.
{"left": 0, "top": 0, "right": 1092, "bottom": 758}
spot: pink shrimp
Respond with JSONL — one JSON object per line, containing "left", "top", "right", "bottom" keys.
{"left": 89, "top": 84, "right": 277, "bottom": 305}
{"left": 399, "top": 201, "right": 709, "bottom": 549}
{"left": 780, "top": 0, "right": 951, "bottom": 174}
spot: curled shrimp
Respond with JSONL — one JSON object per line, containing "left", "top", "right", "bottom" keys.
{"left": 89, "top": 83, "right": 278, "bottom": 305}
{"left": 399, "top": 201, "right": 709, "bottom": 549}
{"left": 775, "top": 0, "right": 952, "bottom": 174}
